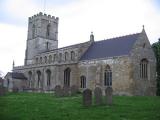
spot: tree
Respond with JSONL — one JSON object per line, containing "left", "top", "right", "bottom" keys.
{"left": 152, "top": 39, "right": 160, "bottom": 96}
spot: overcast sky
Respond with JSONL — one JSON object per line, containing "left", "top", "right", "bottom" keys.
{"left": 0, "top": 0, "right": 160, "bottom": 76}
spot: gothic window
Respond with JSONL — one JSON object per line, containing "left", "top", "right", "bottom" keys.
{"left": 40, "top": 57, "right": 42, "bottom": 64}
{"left": 49, "top": 55, "right": 52, "bottom": 63}
{"left": 140, "top": 58, "right": 148, "bottom": 79}
{"left": 104, "top": 65, "right": 112, "bottom": 86}
{"left": 80, "top": 76, "right": 86, "bottom": 88}
{"left": 46, "top": 42, "right": 49, "bottom": 50}
{"left": 46, "top": 69, "right": 51, "bottom": 87}
{"left": 71, "top": 51, "right": 75, "bottom": 61}
{"left": 28, "top": 71, "right": 32, "bottom": 88}
{"left": 44, "top": 56, "right": 47, "bottom": 63}
{"left": 37, "top": 71, "right": 41, "bottom": 88}
{"left": 32, "top": 24, "right": 35, "bottom": 38}
{"left": 53, "top": 54, "right": 57, "bottom": 62}
{"left": 64, "top": 68, "right": 71, "bottom": 87}
{"left": 36, "top": 58, "right": 38, "bottom": 64}
{"left": 65, "top": 52, "right": 69, "bottom": 61}
{"left": 46, "top": 24, "right": 51, "bottom": 37}
{"left": 59, "top": 53, "right": 62, "bottom": 62}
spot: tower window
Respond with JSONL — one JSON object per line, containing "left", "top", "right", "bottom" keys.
{"left": 104, "top": 65, "right": 112, "bottom": 86}
{"left": 32, "top": 24, "right": 35, "bottom": 38}
{"left": 46, "top": 24, "right": 51, "bottom": 37}
{"left": 140, "top": 58, "right": 148, "bottom": 79}
{"left": 46, "top": 42, "right": 49, "bottom": 50}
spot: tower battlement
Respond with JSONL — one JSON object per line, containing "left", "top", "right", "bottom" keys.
{"left": 25, "top": 12, "right": 59, "bottom": 65}
{"left": 29, "top": 12, "right": 59, "bottom": 23}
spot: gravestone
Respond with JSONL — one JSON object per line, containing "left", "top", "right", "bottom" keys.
{"left": 0, "top": 86, "right": 6, "bottom": 96}
{"left": 94, "top": 87, "right": 103, "bottom": 105}
{"left": 83, "top": 89, "right": 92, "bottom": 107}
{"left": 62, "top": 85, "right": 70, "bottom": 96}
{"left": 55, "top": 85, "right": 63, "bottom": 97}
{"left": 105, "top": 87, "right": 113, "bottom": 105}
{"left": 12, "top": 87, "right": 19, "bottom": 93}
{"left": 70, "top": 85, "right": 78, "bottom": 96}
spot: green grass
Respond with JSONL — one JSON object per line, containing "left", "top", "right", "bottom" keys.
{"left": 0, "top": 92, "right": 160, "bottom": 120}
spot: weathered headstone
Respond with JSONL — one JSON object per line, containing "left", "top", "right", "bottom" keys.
{"left": 12, "top": 87, "right": 19, "bottom": 93}
{"left": 94, "top": 87, "right": 103, "bottom": 105}
{"left": 0, "top": 86, "right": 6, "bottom": 96}
{"left": 55, "top": 85, "right": 63, "bottom": 97}
{"left": 70, "top": 85, "right": 78, "bottom": 96}
{"left": 62, "top": 85, "right": 70, "bottom": 96}
{"left": 105, "top": 87, "right": 113, "bottom": 105}
{"left": 83, "top": 89, "right": 92, "bottom": 107}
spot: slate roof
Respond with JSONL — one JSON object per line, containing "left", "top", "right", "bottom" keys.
{"left": 8, "top": 72, "right": 27, "bottom": 80}
{"left": 80, "top": 33, "right": 140, "bottom": 61}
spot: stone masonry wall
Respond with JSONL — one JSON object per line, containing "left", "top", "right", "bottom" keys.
{"left": 79, "top": 56, "right": 134, "bottom": 96}
{"left": 130, "top": 30, "right": 156, "bottom": 96}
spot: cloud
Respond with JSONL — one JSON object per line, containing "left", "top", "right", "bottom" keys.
{"left": 0, "top": 23, "right": 26, "bottom": 74}
{"left": 0, "top": 0, "right": 160, "bottom": 74}
{"left": 49, "top": 0, "right": 160, "bottom": 47}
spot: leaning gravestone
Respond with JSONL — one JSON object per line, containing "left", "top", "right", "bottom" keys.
{"left": 105, "top": 87, "right": 113, "bottom": 105}
{"left": 94, "top": 87, "right": 103, "bottom": 105}
{"left": 70, "top": 85, "right": 78, "bottom": 96}
{"left": 83, "top": 89, "right": 92, "bottom": 107}
{"left": 62, "top": 85, "right": 70, "bottom": 96}
{"left": 55, "top": 85, "right": 62, "bottom": 97}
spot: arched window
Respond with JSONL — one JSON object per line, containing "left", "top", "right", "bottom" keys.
{"left": 37, "top": 71, "right": 41, "bottom": 88}
{"left": 71, "top": 51, "right": 75, "bottom": 61}
{"left": 64, "top": 68, "right": 71, "bottom": 87}
{"left": 46, "top": 69, "right": 51, "bottom": 87}
{"left": 32, "top": 24, "right": 35, "bottom": 38}
{"left": 40, "top": 57, "right": 42, "bottom": 64}
{"left": 46, "top": 24, "right": 51, "bottom": 37}
{"left": 44, "top": 56, "right": 47, "bottom": 63}
{"left": 104, "top": 65, "right": 112, "bottom": 86}
{"left": 80, "top": 76, "right": 86, "bottom": 88}
{"left": 49, "top": 55, "right": 52, "bottom": 63}
{"left": 53, "top": 54, "right": 57, "bottom": 62}
{"left": 46, "top": 42, "right": 49, "bottom": 50}
{"left": 140, "top": 59, "right": 148, "bottom": 79}
{"left": 36, "top": 58, "right": 38, "bottom": 64}
{"left": 59, "top": 53, "right": 62, "bottom": 62}
{"left": 28, "top": 71, "right": 32, "bottom": 88}
{"left": 65, "top": 52, "right": 69, "bottom": 61}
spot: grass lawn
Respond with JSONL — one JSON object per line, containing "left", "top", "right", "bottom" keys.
{"left": 0, "top": 92, "right": 160, "bottom": 120}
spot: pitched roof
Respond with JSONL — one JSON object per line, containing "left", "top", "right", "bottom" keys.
{"left": 8, "top": 72, "right": 27, "bottom": 80}
{"left": 80, "top": 33, "right": 140, "bottom": 61}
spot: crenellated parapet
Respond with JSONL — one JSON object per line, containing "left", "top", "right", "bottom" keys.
{"left": 28, "top": 12, "right": 59, "bottom": 23}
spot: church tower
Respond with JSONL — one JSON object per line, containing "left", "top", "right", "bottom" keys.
{"left": 25, "top": 12, "right": 59, "bottom": 65}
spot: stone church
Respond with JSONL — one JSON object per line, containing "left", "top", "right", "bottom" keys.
{"left": 9, "top": 12, "right": 156, "bottom": 95}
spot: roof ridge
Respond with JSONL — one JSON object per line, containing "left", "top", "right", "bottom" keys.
{"left": 96, "top": 32, "right": 140, "bottom": 43}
